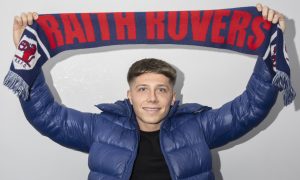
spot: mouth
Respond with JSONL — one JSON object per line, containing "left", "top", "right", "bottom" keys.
{"left": 143, "top": 107, "right": 161, "bottom": 113}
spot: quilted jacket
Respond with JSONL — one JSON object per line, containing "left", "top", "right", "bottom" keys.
{"left": 19, "top": 58, "right": 278, "bottom": 180}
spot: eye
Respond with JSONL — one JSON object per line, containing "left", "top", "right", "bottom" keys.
{"left": 158, "top": 88, "right": 167, "bottom": 93}
{"left": 138, "top": 87, "right": 147, "bottom": 92}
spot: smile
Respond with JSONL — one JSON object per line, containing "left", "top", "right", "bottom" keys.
{"left": 143, "top": 107, "right": 161, "bottom": 112}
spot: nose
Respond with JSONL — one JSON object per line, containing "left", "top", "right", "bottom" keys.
{"left": 148, "top": 90, "right": 158, "bottom": 103}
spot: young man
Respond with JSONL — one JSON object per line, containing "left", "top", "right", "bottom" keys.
{"left": 14, "top": 4, "right": 285, "bottom": 180}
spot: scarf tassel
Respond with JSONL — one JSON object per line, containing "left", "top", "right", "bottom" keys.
{"left": 272, "top": 70, "right": 296, "bottom": 106}
{"left": 3, "top": 70, "right": 29, "bottom": 100}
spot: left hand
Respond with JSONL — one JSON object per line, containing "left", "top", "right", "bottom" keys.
{"left": 256, "top": 3, "right": 286, "bottom": 32}
{"left": 13, "top": 12, "right": 39, "bottom": 48}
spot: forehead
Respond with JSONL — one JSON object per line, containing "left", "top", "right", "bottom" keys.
{"left": 130, "top": 73, "right": 172, "bottom": 86}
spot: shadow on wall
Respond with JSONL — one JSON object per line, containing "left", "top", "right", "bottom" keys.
{"left": 285, "top": 19, "right": 300, "bottom": 111}
{"left": 41, "top": 18, "right": 299, "bottom": 180}
{"left": 212, "top": 18, "right": 299, "bottom": 180}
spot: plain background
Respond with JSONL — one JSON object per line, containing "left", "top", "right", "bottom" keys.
{"left": 0, "top": 0, "right": 299, "bottom": 180}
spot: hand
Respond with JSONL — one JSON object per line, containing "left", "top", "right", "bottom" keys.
{"left": 256, "top": 3, "right": 286, "bottom": 32}
{"left": 13, "top": 12, "right": 38, "bottom": 48}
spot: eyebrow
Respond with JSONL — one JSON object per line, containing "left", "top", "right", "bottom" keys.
{"left": 134, "top": 84, "right": 170, "bottom": 89}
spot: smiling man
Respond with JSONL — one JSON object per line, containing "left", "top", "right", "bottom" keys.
{"left": 13, "top": 3, "right": 285, "bottom": 180}
{"left": 127, "top": 59, "right": 177, "bottom": 132}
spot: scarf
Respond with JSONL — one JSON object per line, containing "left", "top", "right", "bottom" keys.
{"left": 3, "top": 6, "right": 296, "bottom": 105}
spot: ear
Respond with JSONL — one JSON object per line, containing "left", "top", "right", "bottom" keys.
{"left": 127, "top": 90, "right": 132, "bottom": 104}
{"left": 171, "top": 91, "right": 176, "bottom": 105}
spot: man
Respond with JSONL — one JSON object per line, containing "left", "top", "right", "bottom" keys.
{"left": 13, "top": 4, "right": 285, "bottom": 180}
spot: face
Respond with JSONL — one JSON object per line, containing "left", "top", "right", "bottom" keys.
{"left": 127, "top": 73, "right": 176, "bottom": 132}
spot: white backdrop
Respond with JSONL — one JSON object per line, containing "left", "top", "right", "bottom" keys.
{"left": 0, "top": 1, "right": 299, "bottom": 180}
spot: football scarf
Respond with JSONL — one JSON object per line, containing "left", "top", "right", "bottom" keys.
{"left": 3, "top": 6, "right": 296, "bottom": 105}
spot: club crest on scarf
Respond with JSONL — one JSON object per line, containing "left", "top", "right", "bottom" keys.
{"left": 270, "top": 44, "right": 277, "bottom": 70}
{"left": 13, "top": 35, "right": 41, "bottom": 70}
{"left": 269, "top": 43, "right": 289, "bottom": 71}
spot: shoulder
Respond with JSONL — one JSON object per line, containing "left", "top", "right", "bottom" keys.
{"left": 164, "top": 102, "right": 211, "bottom": 131}
{"left": 174, "top": 103, "right": 211, "bottom": 115}
{"left": 94, "top": 99, "right": 136, "bottom": 130}
{"left": 95, "top": 99, "right": 132, "bottom": 116}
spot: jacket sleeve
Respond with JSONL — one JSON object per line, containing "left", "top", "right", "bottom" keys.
{"left": 198, "top": 57, "right": 279, "bottom": 149}
{"left": 19, "top": 72, "right": 96, "bottom": 153}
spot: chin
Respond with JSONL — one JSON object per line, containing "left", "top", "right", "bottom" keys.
{"left": 142, "top": 116, "right": 164, "bottom": 124}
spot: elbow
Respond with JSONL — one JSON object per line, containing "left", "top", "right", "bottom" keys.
{"left": 246, "top": 72, "right": 279, "bottom": 110}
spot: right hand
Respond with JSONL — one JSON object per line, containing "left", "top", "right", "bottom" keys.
{"left": 256, "top": 3, "right": 286, "bottom": 32}
{"left": 13, "top": 12, "right": 38, "bottom": 48}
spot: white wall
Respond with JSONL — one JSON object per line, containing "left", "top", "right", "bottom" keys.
{"left": 0, "top": 1, "right": 299, "bottom": 180}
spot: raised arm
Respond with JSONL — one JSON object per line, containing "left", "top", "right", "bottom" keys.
{"left": 198, "top": 4, "right": 284, "bottom": 149}
{"left": 19, "top": 72, "right": 96, "bottom": 153}
{"left": 199, "top": 57, "right": 278, "bottom": 149}
{"left": 15, "top": 13, "right": 96, "bottom": 153}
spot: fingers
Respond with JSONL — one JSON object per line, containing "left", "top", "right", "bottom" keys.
{"left": 15, "top": 12, "right": 39, "bottom": 27}
{"left": 32, "top": 12, "right": 39, "bottom": 20}
{"left": 13, "top": 12, "right": 39, "bottom": 47}
{"left": 21, "top": 12, "right": 28, "bottom": 26}
{"left": 272, "top": 13, "right": 280, "bottom": 24}
{"left": 256, "top": 3, "right": 286, "bottom": 32}
{"left": 267, "top": 9, "right": 275, "bottom": 21}
{"left": 262, "top": 5, "right": 269, "bottom": 20}
{"left": 278, "top": 15, "right": 286, "bottom": 32}
{"left": 13, "top": 15, "right": 23, "bottom": 27}
{"left": 256, "top": 3, "right": 263, "bottom": 12}
{"left": 27, "top": 13, "right": 34, "bottom": 25}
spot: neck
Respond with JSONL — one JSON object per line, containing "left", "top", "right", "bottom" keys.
{"left": 137, "top": 121, "right": 162, "bottom": 132}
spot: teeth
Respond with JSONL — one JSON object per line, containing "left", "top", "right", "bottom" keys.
{"left": 143, "top": 107, "right": 160, "bottom": 111}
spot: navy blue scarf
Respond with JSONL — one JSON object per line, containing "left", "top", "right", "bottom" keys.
{"left": 4, "top": 6, "right": 296, "bottom": 105}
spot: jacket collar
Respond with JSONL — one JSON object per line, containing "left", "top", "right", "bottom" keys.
{"left": 161, "top": 101, "right": 211, "bottom": 131}
{"left": 95, "top": 99, "right": 211, "bottom": 131}
{"left": 95, "top": 99, "right": 133, "bottom": 117}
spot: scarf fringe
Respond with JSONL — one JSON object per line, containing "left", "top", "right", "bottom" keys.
{"left": 272, "top": 70, "right": 290, "bottom": 89}
{"left": 283, "top": 86, "right": 296, "bottom": 106}
{"left": 272, "top": 70, "right": 296, "bottom": 106}
{"left": 3, "top": 70, "right": 29, "bottom": 100}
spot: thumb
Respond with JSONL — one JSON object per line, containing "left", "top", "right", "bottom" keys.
{"left": 13, "top": 16, "right": 25, "bottom": 48}
{"left": 278, "top": 15, "right": 286, "bottom": 32}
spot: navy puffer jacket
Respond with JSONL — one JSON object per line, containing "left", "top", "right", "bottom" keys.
{"left": 19, "top": 58, "right": 278, "bottom": 180}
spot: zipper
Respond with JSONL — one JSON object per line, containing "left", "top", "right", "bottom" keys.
{"left": 123, "top": 105, "right": 140, "bottom": 180}
{"left": 159, "top": 119, "right": 176, "bottom": 180}
{"left": 124, "top": 129, "right": 140, "bottom": 180}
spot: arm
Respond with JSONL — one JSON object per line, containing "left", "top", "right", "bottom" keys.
{"left": 19, "top": 72, "right": 96, "bottom": 153}
{"left": 197, "top": 4, "right": 284, "bottom": 149}
{"left": 198, "top": 58, "right": 278, "bottom": 149}
{"left": 14, "top": 13, "right": 96, "bottom": 153}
